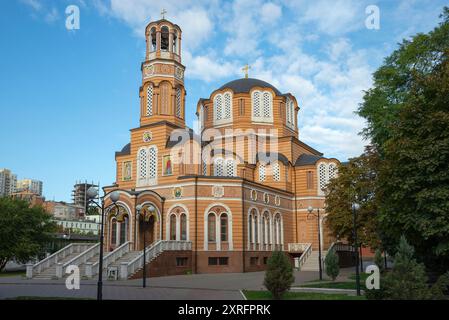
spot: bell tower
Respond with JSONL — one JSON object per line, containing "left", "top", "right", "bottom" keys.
{"left": 139, "top": 14, "right": 186, "bottom": 128}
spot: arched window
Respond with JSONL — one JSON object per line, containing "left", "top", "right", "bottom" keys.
{"left": 263, "top": 212, "right": 271, "bottom": 245}
{"left": 173, "top": 30, "right": 178, "bottom": 54}
{"left": 318, "top": 162, "right": 327, "bottom": 192}
{"left": 146, "top": 84, "right": 153, "bottom": 116}
{"left": 254, "top": 214, "right": 259, "bottom": 244}
{"left": 148, "top": 146, "right": 158, "bottom": 185}
{"left": 286, "top": 98, "right": 295, "bottom": 129}
{"left": 119, "top": 216, "right": 128, "bottom": 245}
{"left": 138, "top": 148, "right": 148, "bottom": 182}
{"left": 180, "top": 213, "right": 187, "bottom": 240}
{"left": 263, "top": 92, "right": 272, "bottom": 118}
{"left": 224, "top": 92, "right": 232, "bottom": 120}
{"left": 176, "top": 87, "right": 182, "bottom": 118}
{"left": 317, "top": 162, "right": 338, "bottom": 194}
{"left": 252, "top": 90, "right": 273, "bottom": 123}
{"left": 214, "top": 92, "right": 232, "bottom": 124}
{"left": 225, "top": 159, "right": 236, "bottom": 177}
{"left": 272, "top": 162, "right": 281, "bottom": 181}
{"left": 111, "top": 219, "right": 117, "bottom": 246}
{"left": 150, "top": 27, "right": 156, "bottom": 51}
{"left": 259, "top": 163, "right": 266, "bottom": 182}
{"left": 214, "top": 157, "right": 224, "bottom": 176}
{"left": 170, "top": 214, "right": 177, "bottom": 240}
{"left": 214, "top": 94, "right": 223, "bottom": 121}
{"left": 248, "top": 212, "right": 253, "bottom": 244}
{"left": 220, "top": 213, "right": 228, "bottom": 242}
{"left": 161, "top": 26, "right": 169, "bottom": 51}
{"left": 274, "top": 214, "right": 281, "bottom": 245}
{"left": 160, "top": 82, "right": 170, "bottom": 114}
{"left": 328, "top": 163, "right": 337, "bottom": 180}
{"left": 252, "top": 91, "right": 261, "bottom": 118}
{"left": 208, "top": 213, "right": 216, "bottom": 242}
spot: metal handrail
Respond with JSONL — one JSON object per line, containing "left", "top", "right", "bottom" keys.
{"left": 90, "top": 241, "right": 131, "bottom": 276}
{"left": 62, "top": 243, "right": 99, "bottom": 270}
{"left": 297, "top": 243, "right": 312, "bottom": 270}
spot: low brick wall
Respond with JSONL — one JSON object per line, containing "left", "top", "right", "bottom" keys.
{"left": 130, "top": 250, "right": 193, "bottom": 279}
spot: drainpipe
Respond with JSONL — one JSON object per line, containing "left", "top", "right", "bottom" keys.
{"left": 161, "top": 198, "right": 165, "bottom": 241}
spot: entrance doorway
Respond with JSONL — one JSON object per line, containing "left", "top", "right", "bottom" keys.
{"left": 139, "top": 215, "right": 155, "bottom": 250}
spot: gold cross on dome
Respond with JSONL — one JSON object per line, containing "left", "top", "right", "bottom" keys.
{"left": 242, "top": 64, "right": 251, "bottom": 79}
{"left": 161, "top": 8, "right": 167, "bottom": 19}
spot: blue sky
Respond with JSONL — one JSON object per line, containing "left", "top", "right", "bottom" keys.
{"left": 0, "top": 0, "right": 447, "bottom": 202}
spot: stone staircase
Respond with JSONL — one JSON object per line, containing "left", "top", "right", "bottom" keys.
{"left": 301, "top": 249, "right": 327, "bottom": 271}
{"left": 28, "top": 243, "right": 97, "bottom": 279}
{"left": 32, "top": 251, "right": 84, "bottom": 279}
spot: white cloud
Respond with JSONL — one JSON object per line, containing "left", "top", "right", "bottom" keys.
{"left": 183, "top": 50, "right": 239, "bottom": 82}
{"left": 88, "top": 0, "right": 378, "bottom": 160}
{"left": 21, "top": 0, "right": 42, "bottom": 11}
{"left": 261, "top": 2, "right": 282, "bottom": 24}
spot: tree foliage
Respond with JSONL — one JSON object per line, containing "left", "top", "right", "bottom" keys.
{"left": 366, "top": 236, "right": 449, "bottom": 300}
{"left": 327, "top": 7, "right": 449, "bottom": 272}
{"left": 263, "top": 251, "right": 294, "bottom": 300}
{"left": 324, "top": 249, "right": 339, "bottom": 281}
{"left": 325, "top": 146, "right": 380, "bottom": 248}
{"left": 0, "top": 197, "right": 56, "bottom": 272}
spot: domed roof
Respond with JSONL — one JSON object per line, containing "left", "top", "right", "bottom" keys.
{"left": 218, "top": 78, "right": 282, "bottom": 96}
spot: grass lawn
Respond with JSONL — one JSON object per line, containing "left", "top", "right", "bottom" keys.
{"left": 0, "top": 271, "right": 25, "bottom": 278}
{"left": 348, "top": 273, "right": 369, "bottom": 282}
{"left": 243, "top": 290, "right": 366, "bottom": 300}
{"left": 300, "top": 281, "right": 359, "bottom": 290}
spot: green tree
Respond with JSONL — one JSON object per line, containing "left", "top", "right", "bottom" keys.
{"left": 263, "top": 251, "right": 294, "bottom": 300}
{"left": 0, "top": 197, "right": 56, "bottom": 272}
{"left": 374, "top": 249, "right": 385, "bottom": 273}
{"left": 325, "top": 146, "right": 380, "bottom": 249}
{"left": 324, "top": 249, "right": 339, "bottom": 281}
{"left": 357, "top": 7, "right": 449, "bottom": 271}
{"left": 367, "top": 236, "right": 449, "bottom": 300}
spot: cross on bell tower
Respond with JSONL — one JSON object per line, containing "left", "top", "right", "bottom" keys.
{"left": 161, "top": 8, "right": 167, "bottom": 19}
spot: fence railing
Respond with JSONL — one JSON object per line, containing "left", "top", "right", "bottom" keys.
{"left": 121, "top": 240, "right": 192, "bottom": 280}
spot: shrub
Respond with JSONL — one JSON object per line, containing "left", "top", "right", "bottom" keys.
{"left": 263, "top": 251, "right": 294, "bottom": 300}
{"left": 324, "top": 249, "right": 340, "bottom": 281}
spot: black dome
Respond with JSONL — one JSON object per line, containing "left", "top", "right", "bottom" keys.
{"left": 218, "top": 78, "right": 282, "bottom": 96}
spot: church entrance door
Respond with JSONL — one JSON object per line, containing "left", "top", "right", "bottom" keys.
{"left": 139, "top": 215, "right": 155, "bottom": 250}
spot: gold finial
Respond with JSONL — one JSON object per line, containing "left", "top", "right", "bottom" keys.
{"left": 161, "top": 8, "right": 167, "bottom": 19}
{"left": 242, "top": 64, "right": 251, "bottom": 79}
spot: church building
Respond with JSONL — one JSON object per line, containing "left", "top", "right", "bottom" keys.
{"left": 103, "top": 16, "right": 339, "bottom": 278}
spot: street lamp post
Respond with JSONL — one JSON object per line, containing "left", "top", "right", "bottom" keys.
{"left": 307, "top": 206, "right": 322, "bottom": 281}
{"left": 86, "top": 187, "right": 120, "bottom": 301}
{"left": 352, "top": 202, "right": 361, "bottom": 296}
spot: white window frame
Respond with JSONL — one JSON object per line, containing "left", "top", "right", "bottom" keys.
{"left": 317, "top": 162, "right": 338, "bottom": 195}
{"left": 137, "top": 145, "right": 158, "bottom": 187}
{"left": 252, "top": 90, "right": 273, "bottom": 123}
{"left": 213, "top": 92, "right": 233, "bottom": 125}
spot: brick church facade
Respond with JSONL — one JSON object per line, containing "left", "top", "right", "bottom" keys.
{"left": 103, "top": 17, "right": 339, "bottom": 275}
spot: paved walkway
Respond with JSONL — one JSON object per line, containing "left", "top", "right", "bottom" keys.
{"left": 0, "top": 269, "right": 322, "bottom": 300}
